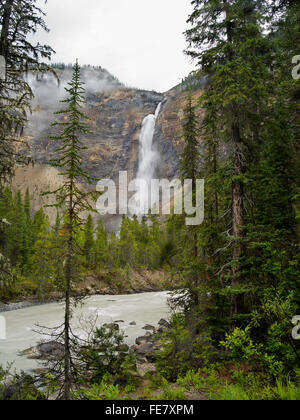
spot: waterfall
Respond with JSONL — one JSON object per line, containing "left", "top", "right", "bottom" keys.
{"left": 134, "top": 102, "right": 162, "bottom": 215}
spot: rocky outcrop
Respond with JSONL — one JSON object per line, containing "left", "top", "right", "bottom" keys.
{"left": 73, "top": 269, "right": 175, "bottom": 297}
{"left": 20, "top": 318, "right": 169, "bottom": 365}
{"left": 1, "top": 269, "right": 177, "bottom": 308}
{"left": 19, "top": 341, "right": 64, "bottom": 360}
{"left": 131, "top": 318, "right": 171, "bottom": 364}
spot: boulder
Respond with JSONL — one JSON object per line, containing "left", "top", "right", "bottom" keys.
{"left": 142, "top": 324, "right": 156, "bottom": 331}
{"left": 135, "top": 333, "right": 153, "bottom": 345}
{"left": 135, "top": 342, "right": 156, "bottom": 362}
{"left": 85, "top": 286, "right": 93, "bottom": 294}
{"left": 130, "top": 321, "right": 137, "bottom": 326}
{"left": 158, "top": 318, "right": 170, "bottom": 329}
{"left": 136, "top": 355, "right": 148, "bottom": 364}
{"left": 137, "top": 363, "right": 157, "bottom": 378}
{"left": 136, "top": 336, "right": 146, "bottom": 345}
{"left": 130, "top": 344, "right": 139, "bottom": 352}
{"left": 20, "top": 341, "right": 64, "bottom": 360}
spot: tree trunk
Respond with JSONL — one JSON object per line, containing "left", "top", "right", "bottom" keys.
{"left": 231, "top": 120, "right": 244, "bottom": 315}
{"left": 64, "top": 235, "right": 72, "bottom": 400}
{"left": 64, "top": 188, "right": 73, "bottom": 400}
{"left": 223, "top": 0, "right": 245, "bottom": 317}
{"left": 193, "top": 229, "right": 199, "bottom": 306}
{"left": 0, "top": 0, "right": 14, "bottom": 59}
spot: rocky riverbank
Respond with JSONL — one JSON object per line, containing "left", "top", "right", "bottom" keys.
{"left": 20, "top": 318, "right": 171, "bottom": 373}
{"left": 131, "top": 318, "right": 170, "bottom": 364}
{"left": 0, "top": 269, "right": 177, "bottom": 313}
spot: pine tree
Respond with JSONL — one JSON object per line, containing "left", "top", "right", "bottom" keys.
{"left": 180, "top": 92, "right": 200, "bottom": 183}
{"left": 44, "top": 61, "right": 96, "bottom": 400}
{"left": 32, "top": 208, "right": 48, "bottom": 244}
{"left": 0, "top": 0, "right": 54, "bottom": 185}
{"left": 185, "top": 0, "right": 271, "bottom": 319}
{"left": 179, "top": 92, "right": 201, "bottom": 308}
{"left": 119, "top": 217, "right": 138, "bottom": 267}
{"left": 94, "top": 219, "right": 108, "bottom": 270}
{"left": 83, "top": 215, "right": 94, "bottom": 268}
{"left": 9, "top": 190, "right": 27, "bottom": 267}
{"left": 29, "top": 213, "right": 54, "bottom": 297}
{"left": 24, "top": 188, "right": 31, "bottom": 221}
{"left": 54, "top": 211, "right": 61, "bottom": 236}
{"left": 0, "top": 0, "right": 54, "bottom": 290}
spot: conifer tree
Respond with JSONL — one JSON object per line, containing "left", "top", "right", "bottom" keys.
{"left": 83, "top": 215, "right": 94, "bottom": 268}
{"left": 179, "top": 92, "right": 201, "bottom": 308}
{"left": 24, "top": 189, "right": 31, "bottom": 221}
{"left": 44, "top": 61, "right": 96, "bottom": 400}
{"left": 29, "top": 213, "right": 54, "bottom": 297}
{"left": 185, "top": 0, "right": 271, "bottom": 319}
{"left": 54, "top": 211, "right": 61, "bottom": 237}
{"left": 94, "top": 220, "right": 108, "bottom": 270}
{"left": 0, "top": 0, "right": 54, "bottom": 185}
{"left": 0, "top": 0, "right": 54, "bottom": 290}
{"left": 10, "top": 190, "right": 26, "bottom": 266}
{"left": 180, "top": 92, "right": 199, "bottom": 183}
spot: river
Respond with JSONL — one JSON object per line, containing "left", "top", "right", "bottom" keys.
{"left": 0, "top": 291, "right": 171, "bottom": 372}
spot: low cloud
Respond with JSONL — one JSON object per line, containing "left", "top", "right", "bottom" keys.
{"left": 26, "top": 66, "right": 123, "bottom": 133}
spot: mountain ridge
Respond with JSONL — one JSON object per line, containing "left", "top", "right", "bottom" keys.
{"left": 13, "top": 66, "right": 203, "bottom": 230}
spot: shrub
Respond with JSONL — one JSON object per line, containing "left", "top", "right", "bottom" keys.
{"left": 75, "top": 381, "right": 120, "bottom": 400}
{"left": 79, "top": 326, "right": 136, "bottom": 384}
{"left": 156, "top": 314, "right": 212, "bottom": 381}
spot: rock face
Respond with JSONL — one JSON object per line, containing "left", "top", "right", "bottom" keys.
{"left": 13, "top": 67, "right": 203, "bottom": 231}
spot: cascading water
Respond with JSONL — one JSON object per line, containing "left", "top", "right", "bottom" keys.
{"left": 133, "top": 102, "right": 162, "bottom": 215}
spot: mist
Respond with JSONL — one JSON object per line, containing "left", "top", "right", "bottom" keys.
{"left": 25, "top": 65, "right": 124, "bottom": 134}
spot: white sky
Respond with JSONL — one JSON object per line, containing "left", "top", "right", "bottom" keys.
{"left": 34, "top": 0, "right": 195, "bottom": 92}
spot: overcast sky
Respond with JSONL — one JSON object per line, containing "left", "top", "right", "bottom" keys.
{"left": 34, "top": 0, "right": 195, "bottom": 92}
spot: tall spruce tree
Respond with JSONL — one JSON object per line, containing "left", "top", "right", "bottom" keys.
{"left": 185, "top": 0, "right": 271, "bottom": 320}
{"left": 179, "top": 92, "right": 201, "bottom": 308}
{"left": 44, "top": 61, "right": 96, "bottom": 400}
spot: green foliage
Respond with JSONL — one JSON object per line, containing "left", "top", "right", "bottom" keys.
{"left": 79, "top": 325, "right": 135, "bottom": 384}
{"left": 176, "top": 366, "right": 300, "bottom": 400}
{"left": 220, "top": 327, "right": 263, "bottom": 366}
{"left": 156, "top": 314, "right": 212, "bottom": 381}
{"left": 165, "top": 0, "right": 300, "bottom": 385}
{"left": 211, "top": 377, "right": 300, "bottom": 401}
{"left": 0, "top": 0, "right": 54, "bottom": 186}
{"left": 75, "top": 380, "right": 120, "bottom": 401}
{"left": 156, "top": 382, "right": 186, "bottom": 401}
{"left": 0, "top": 185, "right": 174, "bottom": 300}
{"left": 0, "top": 369, "right": 46, "bottom": 401}
{"left": 180, "top": 91, "right": 200, "bottom": 181}
{"left": 0, "top": 188, "right": 66, "bottom": 298}
{"left": 83, "top": 215, "right": 95, "bottom": 268}
{"left": 221, "top": 311, "right": 300, "bottom": 378}
{"left": 177, "top": 368, "right": 218, "bottom": 394}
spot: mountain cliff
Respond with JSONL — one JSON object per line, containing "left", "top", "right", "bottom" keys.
{"left": 13, "top": 66, "right": 203, "bottom": 230}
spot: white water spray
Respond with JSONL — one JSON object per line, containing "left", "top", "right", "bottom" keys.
{"left": 133, "top": 102, "right": 162, "bottom": 215}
